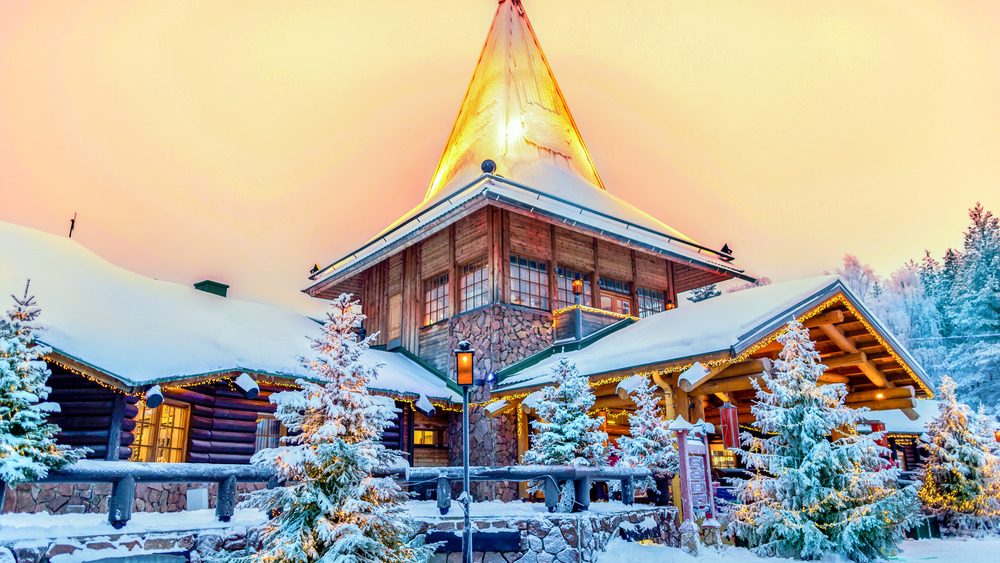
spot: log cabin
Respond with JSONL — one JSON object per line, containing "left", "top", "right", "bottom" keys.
{"left": 303, "top": 0, "right": 935, "bottom": 498}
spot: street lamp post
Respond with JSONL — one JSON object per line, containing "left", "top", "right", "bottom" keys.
{"left": 454, "top": 341, "right": 476, "bottom": 563}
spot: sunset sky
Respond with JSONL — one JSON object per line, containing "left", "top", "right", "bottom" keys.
{"left": 2, "top": 0, "right": 998, "bottom": 312}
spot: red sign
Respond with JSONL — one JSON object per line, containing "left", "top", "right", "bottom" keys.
{"left": 720, "top": 403, "right": 740, "bottom": 450}
{"left": 871, "top": 422, "right": 887, "bottom": 448}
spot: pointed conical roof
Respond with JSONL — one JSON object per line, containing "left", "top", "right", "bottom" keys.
{"left": 425, "top": 0, "right": 604, "bottom": 201}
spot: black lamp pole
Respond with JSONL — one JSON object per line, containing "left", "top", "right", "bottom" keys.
{"left": 454, "top": 341, "right": 475, "bottom": 563}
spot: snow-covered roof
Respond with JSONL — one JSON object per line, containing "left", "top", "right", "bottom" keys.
{"left": 0, "top": 221, "right": 459, "bottom": 403}
{"left": 871, "top": 399, "right": 941, "bottom": 434}
{"left": 496, "top": 276, "right": 934, "bottom": 395}
{"left": 308, "top": 172, "right": 751, "bottom": 295}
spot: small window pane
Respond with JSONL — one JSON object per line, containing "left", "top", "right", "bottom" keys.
{"left": 423, "top": 273, "right": 450, "bottom": 325}
{"left": 509, "top": 254, "right": 549, "bottom": 310}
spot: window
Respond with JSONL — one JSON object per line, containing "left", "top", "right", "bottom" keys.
{"left": 555, "top": 268, "right": 592, "bottom": 308}
{"left": 131, "top": 402, "right": 189, "bottom": 463}
{"left": 710, "top": 443, "right": 736, "bottom": 469}
{"left": 637, "top": 287, "right": 665, "bottom": 318}
{"left": 414, "top": 429, "right": 442, "bottom": 446}
{"left": 599, "top": 277, "right": 633, "bottom": 315}
{"left": 423, "top": 273, "right": 450, "bottom": 325}
{"left": 510, "top": 255, "right": 549, "bottom": 310}
{"left": 460, "top": 258, "right": 489, "bottom": 312}
{"left": 255, "top": 414, "right": 285, "bottom": 452}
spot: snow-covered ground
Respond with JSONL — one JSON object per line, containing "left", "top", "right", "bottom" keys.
{"left": 0, "top": 508, "right": 265, "bottom": 541}
{"left": 596, "top": 537, "right": 1000, "bottom": 562}
{"left": 403, "top": 499, "right": 650, "bottom": 519}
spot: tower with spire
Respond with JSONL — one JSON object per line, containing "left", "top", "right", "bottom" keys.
{"left": 305, "top": 0, "right": 753, "bottom": 492}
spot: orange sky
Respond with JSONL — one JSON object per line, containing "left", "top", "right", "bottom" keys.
{"left": 2, "top": 0, "right": 998, "bottom": 312}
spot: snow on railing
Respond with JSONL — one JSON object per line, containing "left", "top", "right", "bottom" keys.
{"left": 405, "top": 465, "right": 653, "bottom": 514}
{"left": 1, "top": 462, "right": 652, "bottom": 527}
{"left": 0, "top": 460, "right": 275, "bottom": 529}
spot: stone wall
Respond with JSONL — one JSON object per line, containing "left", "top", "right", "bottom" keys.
{"left": 444, "top": 304, "right": 552, "bottom": 501}
{"left": 2, "top": 524, "right": 260, "bottom": 563}
{"left": 419, "top": 505, "right": 679, "bottom": 563}
{"left": 3, "top": 482, "right": 266, "bottom": 515}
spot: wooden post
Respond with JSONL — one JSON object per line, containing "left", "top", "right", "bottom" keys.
{"left": 106, "top": 393, "right": 126, "bottom": 461}
{"left": 544, "top": 476, "right": 560, "bottom": 513}
{"left": 216, "top": 475, "right": 237, "bottom": 522}
{"left": 574, "top": 475, "right": 591, "bottom": 512}
{"left": 517, "top": 407, "right": 529, "bottom": 499}
{"left": 621, "top": 476, "right": 635, "bottom": 506}
{"left": 592, "top": 238, "right": 602, "bottom": 308}
{"left": 109, "top": 473, "right": 135, "bottom": 528}
{"left": 436, "top": 477, "right": 451, "bottom": 515}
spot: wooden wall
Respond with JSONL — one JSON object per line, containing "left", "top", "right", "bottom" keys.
{"left": 49, "top": 368, "right": 137, "bottom": 460}
{"left": 351, "top": 204, "right": 726, "bottom": 367}
{"left": 163, "top": 382, "right": 274, "bottom": 464}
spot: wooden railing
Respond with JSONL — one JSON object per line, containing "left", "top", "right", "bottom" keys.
{"left": 0, "top": 460, "right": 275, "bottom": 528}
{"left": 404, "top": 465, "right": 653, "bottom": 514}
{"left": 1, "top": 462, "right": 651, "bottom": 528}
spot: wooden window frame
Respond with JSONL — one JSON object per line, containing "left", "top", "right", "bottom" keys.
{"left": 555, "top": 267, "right": 592, "bottom": 309}
{"left": 423, "top": 272, "right": 450, "bottom": 326}
{"left": 459, "top": 257, "right": 489, "bottom": 313}
{"left": 131, "top": 399, "right": 190, "bottom": 463}
{"left": 636, "top": 286, "right": 665, "bottom": 318}
{"left": 509, "top": 254, "right": 549, "bottom": 310}
{"left": 254, "top": 413, "right": 286, "bottom": 452}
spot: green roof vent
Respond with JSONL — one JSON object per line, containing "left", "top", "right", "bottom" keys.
{"left": 193, "top": 279, "right": 229, "bottom": 298}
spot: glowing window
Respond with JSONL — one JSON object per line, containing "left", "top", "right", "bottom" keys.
{"left": 555, "top": 268, "right": 591, "bottom": 308}
{"left": 423, "top": 273, "right": 450, "bottom": 325}
{"left": 255, "top": 414, "right": 286, "bottom": 452}
{"left": 460, "top": 258, "right": 489, "bottom": 312}
{"left": 131, "top": 402, "right": 189, "bottom": 463}
{"left": 637, "top": 287, "right": 665, "bottom": 318}
{"left": 414, "top": 430, "right": 441, "bottom": 446}
{"left": 710, "top": 443, "right": 736, "bottom": 469}
{"left": 510, "top": 255, "right": 548, "bottom": 310}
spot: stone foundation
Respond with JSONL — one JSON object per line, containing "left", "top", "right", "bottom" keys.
{"left": 418, "top": 505, "right": 679, "bottom": 563}
{"left": 2, "top": 524, "right": 259, "bottom": 563}
{"left": 3, "top": 482, "right": 267, "bottom": 515}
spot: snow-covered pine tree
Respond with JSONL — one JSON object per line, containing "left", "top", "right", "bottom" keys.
{"left": 614, "top": 376, "right": 676, "bottom": 494}
{"left": 686, "top": 284, "right": 721, "bottom": 303}
{"left": 730, "top": 319, "right": 918, "bottom": 562}
{"left": 229, "top": 294, "right": 433, "bottom": 563}
{"left": 522, "top": 357, "right": 608, "bottom": 511}
{"left": 0, "top": 281, "right": 83, "bottom": 483}
{"left": 917, "top": 376, "right": 1000, "bottom": 534}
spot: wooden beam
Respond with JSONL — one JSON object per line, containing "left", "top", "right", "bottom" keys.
{"left": 845, "top": 386, "right": 914, "bottom": 404}
{"left": 714, "top": 392, "right": 730, "bottom": 403}
{"left": 678, "top": 364, "right": 725, "bottom": 393}
{"left": 593, "top": 395, "right": 639, "bottom": 410}
{"left": 817, "top": 373, "right": 851, "bottom": 384}
{"left": 820, "top": 322, "right": 858, "bottom": 354}
{"left": 859, "top": 360, "right": 889, "bottom": 388}
{"left": 717, "top": 358, "right": 773, "bottom": 378}
{"left": 689, "top": 372, "right": 768, "bottom": 396}
{"left": 803, "top": 310, "right": 845, "bottom": 328}
{"left": 822, "top": 352, "right": 866, "bottom": 370}
{"left": 847, "top": 397, "right": 916, "bottom": 412}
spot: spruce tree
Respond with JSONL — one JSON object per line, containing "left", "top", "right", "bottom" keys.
{"left": 522, "top": 357, "right": 608, "bottom": 511}
{"left": 614, "top": 377, "right": 676, "bottom": 494}
{"left": 917, "top": 376, "right": 1000, "bottom": 534}
{"left": 230, "top": 294, "right": 433, "bottom": 563}
{"left": 730, "top": 320, "right": 918, "bottom": 562}
{"left": 686, "top": 284, "right": 721, "bottom": 303}
{"left": 0, "top": 281, "right": 83, "bottom": 483}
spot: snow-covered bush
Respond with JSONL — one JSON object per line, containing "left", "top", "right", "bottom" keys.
{"left": 729, "top": 319, "right": 918, "bottom": 562}
{"left": 0, "top": 281, "right": 84, "bottom": 483}
{"left": 225, "top": 294, "right": 433, "bottom": 563}
{"left": 918, "top": 376, "right": 1000, "bottom": 534}
{"left": 522, "top": 357, "right": 608, "bottom": 511}
{"left": 614, "top": 376, "right": 676, "bottom": 493}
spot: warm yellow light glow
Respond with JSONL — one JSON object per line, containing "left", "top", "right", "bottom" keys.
{"left": 425, "top": 0, "right": 604, "bottom": 201}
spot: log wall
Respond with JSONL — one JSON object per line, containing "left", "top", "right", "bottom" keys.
{"left": 162, "top": 381, "right": 275, "bottom": 465}
{"left": 48, "top": 368, "right": 136, "bottom": 461}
